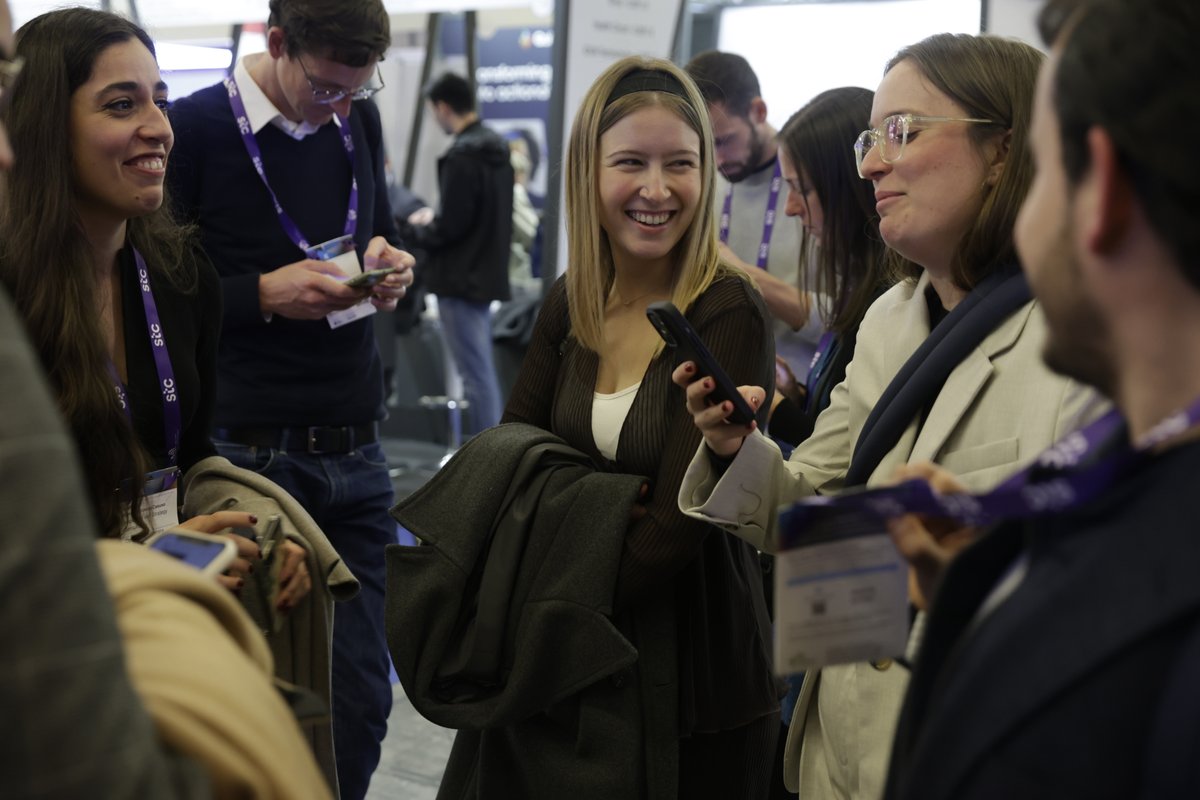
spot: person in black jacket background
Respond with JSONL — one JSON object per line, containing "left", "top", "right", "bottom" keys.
{"left": 403, "top": 72, "right": 513, "bottom": 435}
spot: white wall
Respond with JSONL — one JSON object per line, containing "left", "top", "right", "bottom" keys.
{"left": 986, "top": 0, "right": 1045, "bottom": 50}
{"left": 717, "top": 0, "right": 984, "bottom": 129}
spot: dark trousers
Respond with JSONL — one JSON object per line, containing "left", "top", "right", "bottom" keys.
{"left": 216, "top": 437, "right": 396, "bottom": 800}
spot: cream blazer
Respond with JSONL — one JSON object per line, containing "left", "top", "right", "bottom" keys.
{"left": 679, "top": 273, "right": 1106, "bottom": 798}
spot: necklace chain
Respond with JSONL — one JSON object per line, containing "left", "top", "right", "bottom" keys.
{"left": 613, "top": 286, "right": 663, "bottom": 308}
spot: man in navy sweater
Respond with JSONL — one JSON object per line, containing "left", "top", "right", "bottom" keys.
{"left": 167, "top": 1, "right": 412, "bottom": 796}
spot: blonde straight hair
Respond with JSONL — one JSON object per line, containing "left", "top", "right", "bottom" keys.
{"left": 564, "top": 56, "right": 742, "bottom": 353}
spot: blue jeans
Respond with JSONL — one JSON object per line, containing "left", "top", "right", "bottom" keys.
{"left": 437, "top": 296, "right": 503, "bottom": 435}
{"left": 215, "top": 437, "right": 395, "bottom": 800}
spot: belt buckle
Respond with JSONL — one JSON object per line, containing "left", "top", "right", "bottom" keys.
{"left": 306, "top": 426, "right": 336, "bottom": 454}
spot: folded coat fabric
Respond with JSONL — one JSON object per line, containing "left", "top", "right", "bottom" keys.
{"left": 387, "top": 422, "right": 658, "bottom": 798}
{"left": 388, "top": 422, "right": 645, "bottom": 727}
{"left": 96, "top": 541, "right": 331, "bottom": 799}
{"left": 180, "top": 455, "right": 358, "bottom": 792}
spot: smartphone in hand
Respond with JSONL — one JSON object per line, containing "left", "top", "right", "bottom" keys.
{"left": 146, "top": 529, "right": 237, "bottom": 577}
{"left": 343, "top": 266, "right": 398, "bottom": 290}
{"left": 646, "top": 301, "right": 757, "bottom": 425}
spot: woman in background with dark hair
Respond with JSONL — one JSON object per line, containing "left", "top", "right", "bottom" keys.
{"left": 767, "top": 86, "right": 890, "bottom": 447}
{"left": 0, "top": 7, "right": 309, "bottom": 606}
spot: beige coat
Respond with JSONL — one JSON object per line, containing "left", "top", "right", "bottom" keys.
{"left": 181, "top": 456, "right": 359, "bottom": 794}
{"left": 679, "top": 273, "right": 1106, "bottom": 798}
{"left": 97, "top": 540, "right": 332, "bottom": 799}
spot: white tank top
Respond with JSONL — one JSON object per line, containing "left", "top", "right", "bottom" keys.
{"left": 591, "top": 381, "right": 642, "bottom": 461}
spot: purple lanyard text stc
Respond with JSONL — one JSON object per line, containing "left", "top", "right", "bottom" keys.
{"left": 108, "top": 249, "right": 182, "bottom": 469}
{"left": 780, "top": 395, "right": 1200, "bottom": 547}
{"left": 804, "top": 330, "right": 838, "bottom": 413}
{"left": 719, "top": 160, "right": 783, "bottom": 269}
{"left": 224, "top": 76, "right": 358, "bottom": 256}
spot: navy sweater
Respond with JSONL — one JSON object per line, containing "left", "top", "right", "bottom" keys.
{"left": 167, "top": 83, "right": 402, "bottom": 428}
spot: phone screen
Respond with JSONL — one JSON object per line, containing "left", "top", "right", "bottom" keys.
{"left": 149, "top": 533, "right": 229, "bottom": 570}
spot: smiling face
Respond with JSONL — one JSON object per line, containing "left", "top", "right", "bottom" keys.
{"left": 69, "top": 39, "right": 171, "bottom": 232}
{"left": 597, "top": 103, "right": 702, "bottom": 274}
{"left": 779, "top": 147, "right": 824, "bottom": 242}
{"left": 860, "top": 59, "right": 1003, "bottom": 275}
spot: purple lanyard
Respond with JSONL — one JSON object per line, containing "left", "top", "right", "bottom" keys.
{"left": 780, "top": 396, "right": 1200, "bottom": 548}
{"left": 719, "top": 160, "right": 783, "bottom": 269}
{"left": 804, "top": 330, "right": 838, "bottom": 413}
{"left": 107, "top": 249, "right": 182, "bottom": 469}
{"left": 224, "top": 76, "right": 358, "bottom": 256}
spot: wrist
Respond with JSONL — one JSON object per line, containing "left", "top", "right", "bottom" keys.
{"left": 257, "top": 274, "right": 276, "bottom": 321}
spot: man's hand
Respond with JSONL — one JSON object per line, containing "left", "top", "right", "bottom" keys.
{"left": 258, "top": 259, "right": 367, "bottom": 319}
{"left": 361, "top": 236, "right": 416, "bottom": 312}
{"left": 717, "top": 241, "right": 813, "bottom": 330}
{"left": 885, "top": 462, "right": 979, "bottom": 610}
{"left": 671, "top": 360, "right": 765, "bottom": 459}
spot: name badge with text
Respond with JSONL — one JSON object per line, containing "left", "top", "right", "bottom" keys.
{"left": 312, "top": 234, "right": 376, "bottom": 329}
{"left": 773, "top": 500, "right": 908, "bottom": 673}
{"left": 120, "top": 466, "right": 181, "bottom": 541}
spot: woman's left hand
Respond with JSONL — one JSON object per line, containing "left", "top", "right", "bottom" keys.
{"left": 274, "top": 540, "right": 312, "bottom": 612}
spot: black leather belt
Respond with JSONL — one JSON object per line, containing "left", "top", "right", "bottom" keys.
{"left": 215, "top": 423, "right": 379, "bottom": 455}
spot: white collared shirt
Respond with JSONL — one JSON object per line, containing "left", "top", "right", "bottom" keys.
{"left": 234, "top": 54, "right": 324, "bottom": 141}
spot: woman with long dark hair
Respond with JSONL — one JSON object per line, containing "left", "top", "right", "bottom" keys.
{"left": 767, "top": 87, "right": 890, "bottom": 446}
{"left": 0, "top": 8, "right": 309, "bottom": 605}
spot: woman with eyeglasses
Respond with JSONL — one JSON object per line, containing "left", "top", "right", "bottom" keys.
{"left": 675, "top": 33, "right": 1105, "bottom": 798}
{"left": 766, "top": 87, "right": 891, "bottom": 448}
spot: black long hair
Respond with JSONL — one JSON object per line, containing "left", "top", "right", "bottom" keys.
{"left": 779, "top": 87, "right": 888, "bottom": 336}
{"left": 0, "top": 8, "right": 197, "bottom": 537}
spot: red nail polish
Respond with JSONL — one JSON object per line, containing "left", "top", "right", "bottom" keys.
{"left": 249, "top": 514, "right": 258, "bottom": 524}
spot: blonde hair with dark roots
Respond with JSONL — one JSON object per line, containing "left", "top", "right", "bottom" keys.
{"left": 564, "top": 56, "right": 741, "bottom": 352}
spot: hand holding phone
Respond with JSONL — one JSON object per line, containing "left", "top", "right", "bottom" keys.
{"left": 146, "top": 529, "right": 237, "bottom": 577}
{"left": 343, "top": 266, "right": 398, "bottom": 290}
{"left": 646, "top": 301, "right": 757, "bottom": 425}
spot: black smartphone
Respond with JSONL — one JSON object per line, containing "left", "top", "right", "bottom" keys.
{"left": 646, "top": 301, "right": 757, "bottom": 425}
